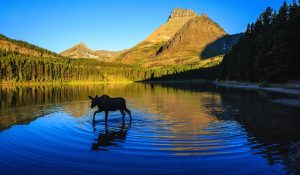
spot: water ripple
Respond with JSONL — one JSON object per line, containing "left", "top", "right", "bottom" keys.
{"left": 0, "top": 98, "right": 295, "bottom": 174}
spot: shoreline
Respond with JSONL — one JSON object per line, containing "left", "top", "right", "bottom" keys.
{"left": 214, "top": 81, "right": 300, "bottom": 107}
{"left": 214, "top": 81, "right": 300, "bottom": 96}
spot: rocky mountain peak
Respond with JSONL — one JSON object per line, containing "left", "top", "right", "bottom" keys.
{"left": 201, "top": 13, "right": 208, "bottom": 18}
{"left": 167, "top": 8, "right": 198, "bottom": 22}
{"left": 74, "top": 42, "right": 89, "bottom": 49}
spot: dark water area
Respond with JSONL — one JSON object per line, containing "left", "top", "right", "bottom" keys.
{"left": 0, "top": 83, "right": 300, "bottom": 175}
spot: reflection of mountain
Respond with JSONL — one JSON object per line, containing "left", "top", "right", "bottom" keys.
{"left": 63, "top": 101, "right": 90, "bottom": 117}
{"left": 91, "top": 121, "right": 130, "bottom": 151}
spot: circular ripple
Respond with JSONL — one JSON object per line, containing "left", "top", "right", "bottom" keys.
{"left": 0, "top": 101, "right": 286, "bottom": 175}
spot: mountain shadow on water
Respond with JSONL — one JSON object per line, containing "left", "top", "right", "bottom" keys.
{"left": 200, "top": 33, "right": 243, "bottom": 59}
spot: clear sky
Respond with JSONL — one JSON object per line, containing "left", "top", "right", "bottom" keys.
{"left": 0, "top": 0, "right": 290, "bottom": 53}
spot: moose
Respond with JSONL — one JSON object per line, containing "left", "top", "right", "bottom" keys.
{"left": 88, "top": 95, "right": 132, "bottom": 122}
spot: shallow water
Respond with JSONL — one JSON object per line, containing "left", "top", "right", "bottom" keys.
{"left": 0, "top": 83, "right": 300, "bottom": 175}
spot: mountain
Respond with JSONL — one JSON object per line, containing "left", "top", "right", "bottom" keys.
{"left": 116, "top": 8, "right": 241, "bottom": 67}
{"left": 60, "top": 42, "right": 125, "bottom": 61}
{"left": 148, "top": 14, "right": 227, "bottom": 66}
{"left": 0, "top": 34, "right": 60, "bottom": 58}
{"left": 116, "top": 8, "right": 198, "bottom": 65}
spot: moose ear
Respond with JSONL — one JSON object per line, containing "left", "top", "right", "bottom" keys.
{"left": 88, "top": 96, "right": 93, "bottom": 100}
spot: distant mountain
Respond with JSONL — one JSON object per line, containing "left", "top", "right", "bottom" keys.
{"left": 60, "top": 42, "right": 125, "bottom": 61}
{"left": 116, "top": 8, "right": 241, "bottom": 67}
{"left": 0, "top": 34, "right": 60, "bottom": 58}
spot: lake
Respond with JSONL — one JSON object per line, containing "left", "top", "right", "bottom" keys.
{"left": 0, "top": 83, "right": 300, "bottom": 175}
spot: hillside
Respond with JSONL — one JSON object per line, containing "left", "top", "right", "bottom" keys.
{"left": 60, "top": 42, "right": 125, "bottom": 61}
{"left": 0, "top": 34, "right": 60, "bottom": 58}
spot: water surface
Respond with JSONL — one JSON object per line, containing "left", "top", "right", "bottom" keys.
{"left": 0, "top": 83, "right": 300, "bottom": 175}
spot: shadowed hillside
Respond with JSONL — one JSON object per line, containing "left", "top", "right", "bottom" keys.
{"left": 200, "top": 33, "right": 243, "bottom": 59}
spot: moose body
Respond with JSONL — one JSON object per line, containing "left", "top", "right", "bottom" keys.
{"left": 89, "top": 95, "right": 132, "bottom": 122}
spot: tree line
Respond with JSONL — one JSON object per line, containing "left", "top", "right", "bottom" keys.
{"left": 219, "top": 1, "right": 300, "bottom": 83}
{"left": 0, "top": 49, "right": 201, "bottom": 83}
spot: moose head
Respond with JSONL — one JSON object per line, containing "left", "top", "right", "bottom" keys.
{"left": 88, "top": 95, "right": 99, "bottom": 108}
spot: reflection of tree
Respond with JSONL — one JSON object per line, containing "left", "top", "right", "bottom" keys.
{"left": 125, "top": 83, "right": 223, "bottom": 155}
{"left": 217, "top": 88, "right": 300, "bottom": 174}
{"left": 0, "top": 105, "right": 56, "bottom": 131}
{"left": 91, "top": 120, "right": 131, "bottom": 151}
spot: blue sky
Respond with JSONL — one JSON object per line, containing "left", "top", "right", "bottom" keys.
{"left": 0, "top": 0, "right": 290, "bottom": 52}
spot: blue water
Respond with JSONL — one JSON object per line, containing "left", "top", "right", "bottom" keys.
{"left": 0, "top": 83, "right": 299, "bottom": 175}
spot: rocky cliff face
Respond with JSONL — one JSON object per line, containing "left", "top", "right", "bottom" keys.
{"left": 167, "top": 8, "right": 198, "bottom": 22}
{"left": 145, "top": 8, "right": 198, "bottom": 43}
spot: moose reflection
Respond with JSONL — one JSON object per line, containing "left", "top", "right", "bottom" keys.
{"left": 89, "top": 95, "right": 132, "bottom": 122}
{"left": 92, "top": 120, "right": 131, "bottom": 151}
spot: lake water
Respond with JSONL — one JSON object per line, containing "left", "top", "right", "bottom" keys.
{"left": 0, "top": 83, "right": 300, "bottom": 175}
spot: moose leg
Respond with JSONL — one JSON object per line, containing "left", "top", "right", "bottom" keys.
{"left": 124, "top": 109, "right": 132, "bottom": 120}
{"left": 120, "top": 110, "right": 125, "bottom": 121}
{"left": 105, "top": 111, "right": 109, "bottom": 123}
{"left": 93, "top": 110, "right": 101, "bottom": 121}
{"left": 120, "top": 110, "right": 125, "bottom": 117}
